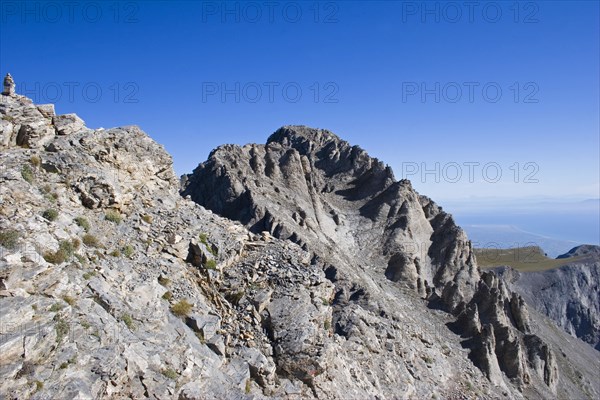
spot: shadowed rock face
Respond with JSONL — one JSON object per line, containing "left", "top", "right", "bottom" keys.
{"left": 182, "top": 125, "right": 572, "bottom": 394}
{"left": 493, "top": 245, "right": 600, "bottom": 351}
{"left": 183, "top": 126, "right": 479, "bottom": 304}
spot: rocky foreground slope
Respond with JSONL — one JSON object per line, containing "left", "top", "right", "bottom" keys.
{"left": 492, "top": 245, "right": 600, "bottom": 351}
{"left": 1, "top": 83, "right": 599, "bottom": 399}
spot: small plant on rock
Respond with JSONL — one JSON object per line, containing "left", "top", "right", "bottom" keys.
{"left": 62, "top": 296, "right": 76, "bottom": 306}
{"left": 199, "top": 233, "right": 209, "bottom": 245}
{"left": 0, "top": 229, "right": 20, "bottom": 249}
{"left": 74, "top": 216, "right": 90, "bottom": 232}
{"left": 21, "top": 165, "right": 34, "bottom": 183}
{"left": 82, "top": 234, "right": 100, "bottom": 247}
{"left": 54, "top": 315, "right": 69, "bottom": 343}
{"left": 44, "top": 239, "right": 77, "bottom": 264}
{"left": 161, "top": 368, "right": 178, "bottom": 380}
{"left": 42, "top": 208, "right": 58, "bottom": 221}
{"left": 204, "top": 259, "right": 217, "bottom": 270}
{"left": 109, "top": 249, "right": 121, "bottom": 257}
{"left": 30, "top": 155, "right": 41, "bottom": 168}
{"left": 82, "top": 271, "right": 96, "bottom": 280}
{"left": 121, "top": 314, "right": 135, "bottom": 330}
{"left": 122, "top": 245, "right": 134, "bottom": 258}
{"left": 171, "top": 299, "right": 193, "bottom": 317}
{"left": 104, "top": 210, "right": 122, "bottom": 224}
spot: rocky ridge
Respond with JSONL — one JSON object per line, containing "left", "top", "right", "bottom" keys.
{"left": 182, "top": 126, "right": 600, "bottom": 399}
{"left": 492, "top": 245, "right": 600, "bottom": 351}
{"left": 0, "top": 82, "right": 598, "bottom": 399}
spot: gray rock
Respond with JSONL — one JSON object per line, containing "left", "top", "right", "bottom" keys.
{"left": 53, "top": 113, "right": 86, "bottom": 135}
{"left": 492, "top": 248, "right": 600, "bottom": 350}
{"left": 186, "top": 313, "right": 221, "bottom": 340}
{"left": 206, "top": 334, "right": 226, "bottom": 356}
{"left": 36, "top": 104, "right": 55, "bottom": 118}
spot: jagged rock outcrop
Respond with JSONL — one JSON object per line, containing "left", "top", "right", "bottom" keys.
{"left": 183, "top": 125, "right": 598, "bottom": 398}
{"left": 1, "top": 84, "right": 599, "bottom": 399}
{"left": 492, "top": 245, "right": 600, "bottom": 350}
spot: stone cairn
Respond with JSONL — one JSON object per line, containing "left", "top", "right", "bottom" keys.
{"left": 2, "top": 73, "right": 15, "bottom": 96}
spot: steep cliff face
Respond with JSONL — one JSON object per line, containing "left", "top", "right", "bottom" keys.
{"left": 182, "top": 125, "right": 596, "bottom": 396}
{"left": 493, "top": 245, "right": 600, "bottom": 351}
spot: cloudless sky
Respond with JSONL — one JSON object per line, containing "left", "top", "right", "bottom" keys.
{"left": 1, "top": 1, "right": 598, "bottom": 205}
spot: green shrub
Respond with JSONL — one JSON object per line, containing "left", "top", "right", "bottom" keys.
{"left": 49, "top": 302, "right": 64, "bottom": 312}
{"left": 109, "top": 249, "right": 121, "bottom": 257}
{"left": 42, "top": 208, "right": 58, "bottom": 221}
{"left": 35, "top": 380, "right": 44, "bottom": 392}
{"left": 104, "top": 210, "right": 122, "bottom": 224}
{"left": 82, "top": 271, "right": 96, "bottom": 280}
{"left": 44, "top": 239, "right": 76, "bottom": 264}
{"left": 55, "top": 316, "right": 69, "bottom": 343}
{"left": 59, "top": 239, "right": 76, "bottom": 257}
{"left": 161, "top": 368, "right": 178, "bottom": 380}
{"left": 324, "top": 319, "right": 331, "bottom": 330}
{"left": 141, "top": 214, "right": 153, "bottom": 224}
{"left": 74, "top": 217, "right": 90, "bottom": 232}
{"left": 0, "top": 229, "right": 20, "bottom": 249}
{"left": 199, "top": 233, "right": 208, "bottom": 245}
{"left": 21, "top": 165, "right": 34, "bottom": 183}
{"left": 82, "top": 234, "right": 100, "bottom": 247}
{"left": 204, "top": 259, "right": 217, "bottom": 270}
{"left": 74, "top": 254, "right": 86, "bottom": 265}
{"left": 121, "top": 314, "right": 134, "bottom": 330}
{"left": 46, "top": 192, "right": 59, "bottom": 203}
{"left": 245, "top": 379, "right": 251, "bottom": 394}
{"left": 162, "top": 291, "right": 173, "bottom": 301}
{"left": 171, "top": 299, "right": 193, "bottom": 317}
{"left": 122, "top": 245, "right": 134, "bottom": 258}
{"left": 44, "top": 249, "right": 67, "bottom": 264}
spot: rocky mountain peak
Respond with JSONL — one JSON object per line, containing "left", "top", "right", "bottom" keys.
{"left": 1, "top": 81, "right": 598, "bottom": 399}
{"left": 181, "top": 124, "right": 599, "bottom": 397}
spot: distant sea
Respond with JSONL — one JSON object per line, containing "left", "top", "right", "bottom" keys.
{"left": 444, "top": 199, "right": 600, "bottom": 258}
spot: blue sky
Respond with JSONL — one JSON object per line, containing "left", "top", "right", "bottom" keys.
{"left": 1, "top": 1, "right": 598, "bottom": 205}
